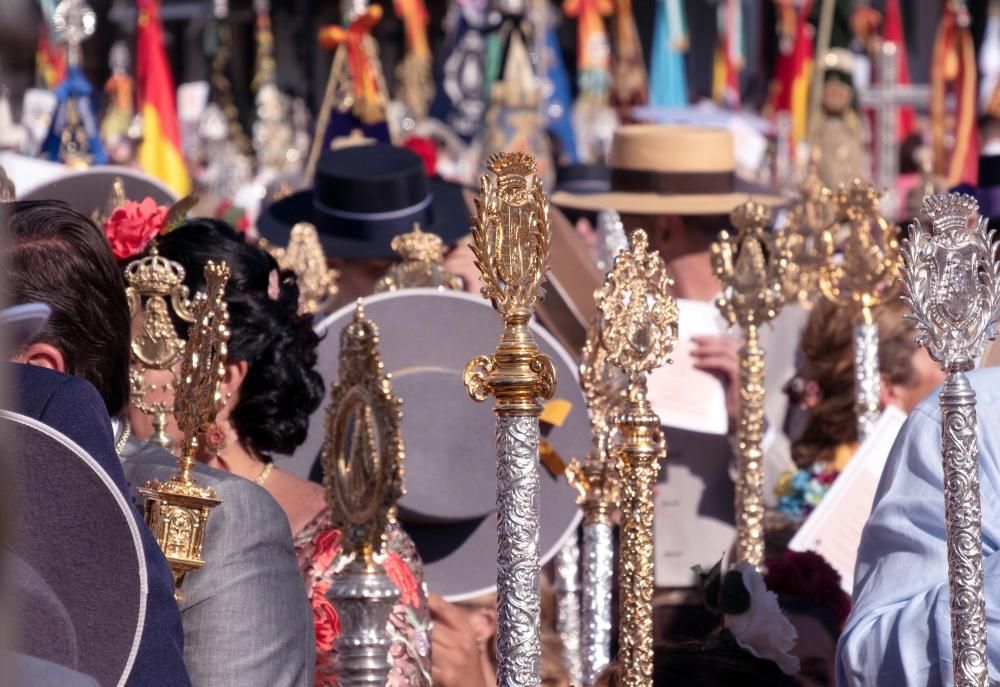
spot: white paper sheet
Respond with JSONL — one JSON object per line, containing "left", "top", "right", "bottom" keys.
{"left": 788, "top": 405, "right": 907, "bottom": 594}
{"left": 646, "top": 298, "right": 729, "bottom": 436}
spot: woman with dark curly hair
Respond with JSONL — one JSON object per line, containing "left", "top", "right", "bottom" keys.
{"left": 130, "top": 220, "right": 432, "bottom": 687}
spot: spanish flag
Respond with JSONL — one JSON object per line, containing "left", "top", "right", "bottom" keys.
{"left": 136, "top": 0, "right": 190, "bottom": 196}
{"left": 773, "top": 1, "right": 813, "bottom": 149}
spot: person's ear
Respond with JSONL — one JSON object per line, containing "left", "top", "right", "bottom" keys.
{"left": 220, "top": 359, "right": 249, "bottom": 411}
{"left": 11, "top": 342, "right": 66, "bottom": 373}
{"left": 879, "top": 373, "right": 900, "bottom": 410}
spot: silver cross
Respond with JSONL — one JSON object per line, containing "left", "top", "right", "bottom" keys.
{"left": 52, "top": 0, "right": 96, "bottom": 68}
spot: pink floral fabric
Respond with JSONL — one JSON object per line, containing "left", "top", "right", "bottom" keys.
{"left": 294, "top": 509, "right": 432, "bottom": 687}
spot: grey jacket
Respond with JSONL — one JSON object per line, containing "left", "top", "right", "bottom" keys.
{"left": 119, "top": 437, "right": 315, "bottom": 687}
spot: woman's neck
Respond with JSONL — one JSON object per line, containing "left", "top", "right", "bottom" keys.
{"left": 204, "top": 437, "right": 268, "bottom": 482}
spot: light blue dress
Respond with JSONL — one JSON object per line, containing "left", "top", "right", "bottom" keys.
{"left": 837, "top": 367, "right": 1000, "bottom": 685}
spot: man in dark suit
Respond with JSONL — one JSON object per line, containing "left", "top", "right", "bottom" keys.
{"left": 1, "top": 199, "right": 314, "bottom": 686}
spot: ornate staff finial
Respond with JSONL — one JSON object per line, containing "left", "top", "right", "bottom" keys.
{"left": 261, "top": 223, "right": 339, "bottom": 315}
{"left": 463, "top": 151, "right": 556, "bottom": 687}
{"left": 900, "top": 192, "right": 1000, "bottom": 687}
{"left": 597, "top": 228, "right": 678, "bottom": 686}
{"left": 712, "top": 202, "right": 787, "bottom": 568}
{"left": 819, "top": 178, "right": 900, "bottom": 441}
{"left": 778, "top": 162, "right": 836, "bottom": 307}
{"left": 321, "top": 300, "right": 405, "bottom": 686}
{"left": 126, "top": 244, "right": 198, "bottom": 452}
{"left": 375, "top": 223, "right": 464, "bottom": 292}
{"left": 565, "top": 320, "right": 625, "bottom": 685}
{"left": 52, "top": 0, "right": 96, "bottom": 68}
{"left": 140, "top": 261, "right": 230, "bottom": 603}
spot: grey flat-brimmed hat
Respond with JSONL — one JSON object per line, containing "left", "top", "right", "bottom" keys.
{"left": 281, "top": 289, "right": 586, "bottom": 601}
{"left": 18, "top": 166, "right": 176, "bottom": 217}
{"left": 4, "top": 411, "right": 147, "bottom": 687}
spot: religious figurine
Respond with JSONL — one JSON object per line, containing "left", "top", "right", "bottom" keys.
{"left": 809, "top": 49, "right": 869, "bottom": 190}
{"left": 101, "top": 42, "right": 140, "bottom": 165}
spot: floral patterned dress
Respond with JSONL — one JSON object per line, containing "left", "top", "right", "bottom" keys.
{"left": 295, "top": 509, "right": 433, "bottom": 687}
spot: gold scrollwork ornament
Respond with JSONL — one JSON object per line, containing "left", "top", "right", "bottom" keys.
{"left": 778, "top": 159, "right": 836, "bottom": 307}
{"left": 321, "top": 301, "right": 405, "bottom": 563}
{"left": 711, "top": 201, "right": 787, "bottom": 568}
{"left": 597, "top": 228, "right": 678, "bottom": 687}
{"left": 141, "top": 260, "right": 231, "bottom": 603}
{"left": 261, "top": 222, "right": 339, "bottom": 315}
{"left": 375, "top": 223, "right": 463, "bottom": 292}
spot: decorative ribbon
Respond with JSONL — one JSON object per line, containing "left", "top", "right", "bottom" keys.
{"left": 319, "top": 5, "right": 385, "bottom": 123}
{"left": 931, "top": 1, "right": 979, "bottom": 185}
{"left": 564, "top": 0, "right": 613, "bottom": 99}
{"left": 713, "top": 0, "right": 743, "bottom": 108}
{"left": 649, "top": 0, "right": 689, "bottom": 106}
{"left": 394, "top": 0, "right": 431, "bottom": 59}
{"left": 610, "top": 168, "right": 735, "bottom": 195}
{"left": 611, "top": 0, "right": 649, "bottom": 106}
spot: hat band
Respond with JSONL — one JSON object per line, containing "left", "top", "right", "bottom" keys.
{"left": 312, "top": 194, "right": 434, "bottom": 240}
{"left": 610, "top": 168, "right": 735, "bottom": 196}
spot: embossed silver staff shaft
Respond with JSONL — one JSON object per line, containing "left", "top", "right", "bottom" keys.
{"left": 581, "top": 521, "right": 614, "bottom": 686}
{"left": 496, "top": 415, "right": 542, "bottom": 687}
{"left": 327, "top": 560, "right": 400, "bottom": 687}
{"left": 853, "top": 314, "right": 881, "bottom": 443}
{"left": 554, "top": 537, "right": 583, "bottom": 687}
{"left": 940, "top": 371, "right": 988, "bottom": 687}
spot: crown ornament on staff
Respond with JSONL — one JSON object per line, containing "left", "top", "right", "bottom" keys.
{"left": 463, "top": 151, "right": 555, "bottom": 687}
{"left": 376, "top": 223, "right": 463, "bottom": 292}
{"left": 598, "top": 228, "right": 678, "bottom": 687}
{"left": 126, "top": 244, "right": 198, "bottom": 451}
{"left": 140, "top": 261, "right": 230, "bottom": 603}
{"left": 819, "top": 178, "right": 900, "bottom": 441}
{"left": 321, "top": 301, "right": 405, "bottom": 687}
{"left": 778, "top": 158, "right": 836, "bottom": 307}
{"left": 261, "top": 223, "right": 339, "bottom": 315}
{"left": 900, "top": 192, "right": 1000, "bottom": 687}
{"left": 712, "top": 201, "right": 787, "bottom": 568}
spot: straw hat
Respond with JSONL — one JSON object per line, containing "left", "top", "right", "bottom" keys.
{"left": 550, "top": 125, "right": 784, "bottom": 216}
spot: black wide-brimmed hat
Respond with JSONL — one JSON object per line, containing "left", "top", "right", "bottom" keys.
{"left": 280, "top": 289, "right": 585, "bottom": 601}
{"left": 257, "top": 144, "right": 471, "bottom": 259}
{"left": 5, "top": 411, "right": 147, "bottom": 687}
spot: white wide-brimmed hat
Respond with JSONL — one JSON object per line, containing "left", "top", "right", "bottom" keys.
{"left": 551, "top": 125, "right": 785, "bottom": 216}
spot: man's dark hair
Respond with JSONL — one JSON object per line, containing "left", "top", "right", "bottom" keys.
{"left": 1, "top": 200, "right": 130, "bottom": 417}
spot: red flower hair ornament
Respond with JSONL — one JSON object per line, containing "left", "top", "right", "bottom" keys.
{"left": 103, "top": 194, "right": 198, "bottom": 260}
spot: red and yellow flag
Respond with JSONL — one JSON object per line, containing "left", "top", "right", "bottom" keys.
{"left": 773, "top": 1, "right": 813, "bottom": 148}
{"left": 136, "top": 0, "right": 190, "bottom": 196}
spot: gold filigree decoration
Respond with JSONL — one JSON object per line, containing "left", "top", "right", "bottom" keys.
{"left": 261, "top": 223, "right": 339, "bottom": 315}
{"left": 819, "top": 179, "right": 900, "bottom": 313}
{"left": 595, "top": 227, "right": 676, "bottom": 686}
{"left": 126, "top": 243, "right": 197, "bottom": 451}
{"left": 598, "top": 229, "right": 678, "bottom": 380}
{"left": 321, "top": 301, "right": 405, "bottom": 564}
{"left": 778, "top": 160, "right": 836, "bottom": 307}
{"left": 713, "top": 201, "right": 787, "bottom": 330}
{"left": 711, "top": 201, "right": 787, "bottom": 568}
{"left": 140, "top": 260, "right": 230, "bottom": 603}
{"left": 91, "top": 175, "right": 126, "bottom": 227}
{"left": 463, "top": 152, "right": 556, "bottom": 416}
{"left": 375, "top": 223, "right": 463, "bottom": 292}
{"left": 566, "top": 320, "right": 626, "bottom": 524}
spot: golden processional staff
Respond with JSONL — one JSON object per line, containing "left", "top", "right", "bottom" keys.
{"left": 779, "top": 157, "right": 836, "bottom": 309}
{"left": 711, "top": 201, "right": 787, "bottom": 568}
{"left": 567, "top": 322, "right": 624, "bottom": 686}
{"left": 900, "top": 193, "right": 1000, "bottom": 687}
{"left": 140, "top": 261, "right": 231, "bottom": 602}
{"left": 464, "top": 152, "right": 556, "bottom": 687}
{"left": 322, "top": 302, "right": 405, "bottom": 686}
{"left": 598, "top": 229, "right": 678, "bottom": 686}
{"left": 819, "top": 179, "right": 900, "bottom": 442}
